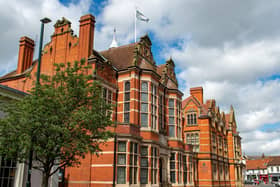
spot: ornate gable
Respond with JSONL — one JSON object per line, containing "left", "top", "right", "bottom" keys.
{"left": 136, "top": 35, "right": 155, "bottom": 66}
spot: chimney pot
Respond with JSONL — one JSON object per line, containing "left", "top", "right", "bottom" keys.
{"left": 17, "top": 36, "right": 35, "bottom": 74}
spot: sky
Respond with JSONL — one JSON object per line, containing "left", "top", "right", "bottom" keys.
{"left": 1, "top": 0, "right": 280, "bottom": 156}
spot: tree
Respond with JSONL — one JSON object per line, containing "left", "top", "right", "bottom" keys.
{"left": 0, "top": 59, "right": 113, "bottom": 187}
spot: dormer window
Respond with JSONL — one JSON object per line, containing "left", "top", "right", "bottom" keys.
{"left": 187, "top": 111, "right": 197, "bottom": 125}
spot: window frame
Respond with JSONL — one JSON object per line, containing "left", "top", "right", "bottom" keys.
{"left": 124, "top": 81, "right": 130, "bottom": 123}
{"left": 168, "top": 99, "right": 176, "bottom": 137}
{"left": 117, "top": 141, "right": 127, "bottom": 184}
{"left": 140, "top": 81, "right": 149, "bottom": 127}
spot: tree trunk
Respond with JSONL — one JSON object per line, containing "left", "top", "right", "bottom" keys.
{"left": 42, "top": 173, "right": 49, "bottom": 187}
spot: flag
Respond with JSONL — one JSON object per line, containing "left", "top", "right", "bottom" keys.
{"left": 136, "top": 10, "right": 149, "bottom": 22}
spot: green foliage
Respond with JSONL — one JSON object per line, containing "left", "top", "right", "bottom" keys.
{"left": 0, "top": 59, "right": 113, "bottom": 180}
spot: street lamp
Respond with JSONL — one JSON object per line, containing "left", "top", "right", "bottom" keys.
{"left": 26, "top": 17, "right": 51, "bottom": 187}
{"left": 36, "top": 17, "right": 51, "bottom": 85}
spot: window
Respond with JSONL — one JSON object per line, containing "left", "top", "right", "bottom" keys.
{"left": 219, "top": 163, "right": 224, "bottom": 180}
{"left": 183, "top": 156, "right": 187, "bottom": 184}
{"left": 103, "top": 87, "right": 112, "bottom": 104}
{"left": 178, "top": 153, "right": 182, "bottom": 184}
{"left": 187, "top": 112, "right": 197, "bottom": 125}
{"left": 117, "top": 141, "right": 127, "bottom": 184}
{"left": 177, "top": 101, "right": 182, "bottom": 139}
{"left": 212, "top": 132, "right": 217, "bottom": 153}
{"left": 170, "top": 152, "right": 176, "bottom": 183}
{"left": 186, "top": 132, "right": 200, "bottom": 152}
{"left": 151, "top": 147, "right": 158, "bottom": 184}
{"left": 218, "top": 136, "right": 223, "bottom": 155}
{"left": 102, "top": 87, "right": 113, "bottom": 117}
{"left": 129, "top": 142, "right": 138, "bottom": 184}
{"left": 212, "top": 162, "right": 217, "bottom": 180}
{"left": 189, "top": 157, "right": 193, "bottom": 183}
{"left": 151, "top": 83, "right": 157, "bottom": 130}
{"left": 140, "top": 146, "right": 148, "bottom": 184}
{"left": 141, "top": 82, "right": 148, "bottom": 127}
{"left": 159, "top": 95, "right": 164, "bottom": 131}
{"left": 0, "top": 156, "right": 17, "bottom": 187}
{"left": 225, "top": 164, "right": 229, "bottom": 180}
{"left": 224, "top": 139, "right": 228, "bottom": 155}
{"left": 124, "top": 81, "right": 130, "bottom": 123}
{"left": 169, "top": 99, "right": 175, "bottom": 137}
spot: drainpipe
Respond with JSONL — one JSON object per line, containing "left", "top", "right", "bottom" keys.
{"left": 138, "top": 69, "right": 142, "bottom": 127}
{"left": 113, "top": 72, "right": 119, "bottom": 187}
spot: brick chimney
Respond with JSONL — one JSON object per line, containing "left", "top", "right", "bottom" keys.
{"left": 17, "top": 36, "right": 35, "bottom": 74}
{"left": 79, "top": 14, "right": 95, "bottom": 60}
{"left": 190, "top": 87, "right": 203, "bottom": 104}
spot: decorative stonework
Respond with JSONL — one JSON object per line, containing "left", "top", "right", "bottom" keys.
{"left": 54, "top": 17, "right": 71, "bottom": 28}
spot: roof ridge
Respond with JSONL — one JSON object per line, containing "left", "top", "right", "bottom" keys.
{"left": 99, "top": 42, "right": 138, "bottom": 53}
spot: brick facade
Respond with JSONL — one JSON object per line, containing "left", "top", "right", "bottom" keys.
{"left": 182, "top": 87, "right": 243, "bottom": 187}
{"left": 0, "top": 14, "right": 243, "bottom": 187}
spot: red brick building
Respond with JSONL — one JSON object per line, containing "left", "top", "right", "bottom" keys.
{"left": 182, "top": 87, "right": 243, "bottom": 187}
{"left": 0, "top": 14, "right": 243, "bottom": 187}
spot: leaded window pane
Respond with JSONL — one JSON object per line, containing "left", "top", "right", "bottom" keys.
{"left": 171, "top": 153, "right": 175, "bottom": 160}
{"left": 140, "top": 169, "right": 148, "bottom": 184}
{"left": 118, "top": 142, "right": 126, "bottom": 152}
{"left": 141, "top": 158, "right": 148, "bottom": 167}
{"left": 141, "top": 114, "right": 148, "bottom": 127}
{"left": 134, "top": 155, "right": 137, "bottom": 165}
{"left": 117, "top": 167, "right": 126, "bottom": 184}
{"left": 124, "top": 113, "right": 129, "bottom": 123}
{"left": 141, "top": 103, "right": 148, "bottom": 112}
{"left": 170, "top": 171, "right": 175, "bottom": 183}
{"left": 169, "top": 99, "right": 174, "bottom": 107}
{"left": 170, "top": 162, "right": 175, "bottom": 169}
{"left": 124, "top": 103, "right": 130, "bottom": 111}
{"left": 117, "top": 154, "right": 126, "bottom": 165}
{"left": 125, "top": 82, "right": 130, "bottom": 91}
{"left": 169, "top": 126, "right": 175, "bottom": 137}
{"left": 169, "top": 117, "right": 174, "bottom": 124}
{"left": 141, "top": 93, "right": 148, "bottom": 101}
{"left": 141, "top": 147, "right": 148, "bottom": 156}
{"left": 169, "top": 108, "right": 174, "bottom": 115}
{"left": 134, "top": 168, "right": 137, "bottom": 183}
{"left": 125, "top": 93, "right": 130, "bottom": 101}
{"left": 141, "top": 82, "right": 148, "bottom": 92}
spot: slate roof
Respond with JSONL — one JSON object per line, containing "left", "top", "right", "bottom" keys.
{"left": 268, "top": 157, "right": 280, "bottom": 166}
{"left": 246, "top": 158, "right": 270, "bottom": 170}
{"left": 100, "top": 43, "right": 137, "bottom": 70}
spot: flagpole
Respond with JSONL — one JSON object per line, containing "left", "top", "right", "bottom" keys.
{"left": 134, "top": 8, "right": 137, "bottom": 43}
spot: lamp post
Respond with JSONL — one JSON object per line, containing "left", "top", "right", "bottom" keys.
{"left": 36, "top": 17, "right": 51, "bottom": 85}
{"left": 26, "top": 17, "right": 51, "bottom": 187}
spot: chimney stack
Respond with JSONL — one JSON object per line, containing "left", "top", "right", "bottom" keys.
{"left": 190, "top": 87, "right": 203, "bottom": 104}
{"left": 17, "top": 36, "right": 35, "bottom": 74}
{"left": 79, "top": 14, "right": 95, "bottom": 60}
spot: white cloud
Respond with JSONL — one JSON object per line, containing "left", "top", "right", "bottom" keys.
{"left": 1, "top": 0, "right": 280, "bottom": 156}
{"left": 0, "top": 0, "right": 91, "bottom": 75}
{"left": 242, "top": 130, "right": 280, "bottom": 155}
{"left": 171, "top": 39, "right": 280, "bottom": 85}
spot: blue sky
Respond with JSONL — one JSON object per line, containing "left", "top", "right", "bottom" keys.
{"left": 1, "top": 0, "right": 280, "bottom": 155}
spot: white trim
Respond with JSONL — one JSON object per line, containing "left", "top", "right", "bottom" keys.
{"left": 91, "top": 164, "right": 113, "bottom": 167}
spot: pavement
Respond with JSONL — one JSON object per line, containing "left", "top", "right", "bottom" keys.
{"left": 245, "top": 184, "right": 274, "bottom": 187}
